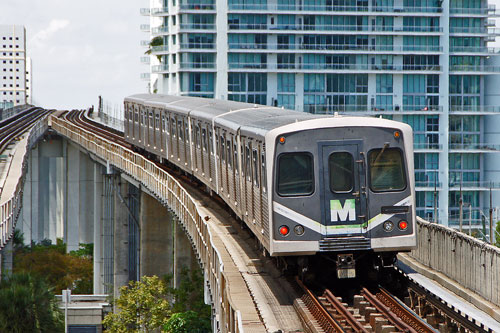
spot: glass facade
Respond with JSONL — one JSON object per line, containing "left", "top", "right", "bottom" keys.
{"left": 146, "top": 0, "right": 500, "bottom": 227}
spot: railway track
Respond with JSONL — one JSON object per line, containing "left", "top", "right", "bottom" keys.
{"left": 0, "top": 106, "right": 49, "bottom": 153}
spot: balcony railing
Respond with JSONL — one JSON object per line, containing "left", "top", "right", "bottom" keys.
{"left": 140, "top": 24, "right": 151, "bottom": 32}
{"left": 414, "top": 143, "right": 442, "bottom": 150}
{"left": 450, "top": 65, "right": 500, "bottom": 72}
{"left": 180, "top": 23, "right": 216, "bottom": 30}
{"left": 415, "top": 180, "right": 442, "bottom": 187}
{"left": 450, "top": 27, "right": 500, "bottom": 34}
{"left": 152, "top": 64, "right": 169, "bottom": 73}
{"left": 151, "top": 26, "right": 169, "bottom": 35}
{"left": 228, "top": 62, "right": 441, "bottom": 71}
{"left": 140, "top": 8, "right": 151, "bottom": 15}
{"left": 180, "top": 62, "right": 216, "bottom": 69}
{"left": 228, "top": 23, "right": 442, "bottom": 32}
{"left": 449, "top": 180, "right": 500, "bottom": 188}
{"left": 179, "top": 3, "right": 215, "bottom": 10}
{"left": 227, "top": 3, "right": 442, "bottom": 12}
{"left": 450, "top": 105, "right": 500, "bottom": 113}
{"left": 152, "top": 45, "right": 169, "bottom": 53}
{"left": 450, "top": 46, "right": 500, "bottom": 53}
{"left": 180, "top": 42, "right": 215, "bottom": 49}
{"left": 140, "top": 73, "right": 151, "bottom": 80}
{"left": 449, "top": 143, "right": 500, "bottom": 151}
{"left": 450, "top": 7, "right": 488, "bottom": 15}
{"left": 302, "top": 104, "right": 443, "bottom": 114}
{"left": 151, "top": 7, "right": 169, "bottom": 15}
{"left": 228, "top": 43, "right": 444, "bottom": 53}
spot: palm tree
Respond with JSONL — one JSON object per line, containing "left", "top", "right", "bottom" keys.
{"left": 0, "top": 273, "right": 64, "bottom": 332}
{"left": 145, "top": 36, "right": 164, "bottom": 62}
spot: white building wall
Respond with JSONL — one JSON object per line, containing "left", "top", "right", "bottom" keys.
{"left": 0, "top": 25, "right": 27, "bottom": 106}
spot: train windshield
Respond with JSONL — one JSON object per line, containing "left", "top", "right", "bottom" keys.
{"left": 277, "top": 153, "right": 314, "bottom": 196}
{"left": 368, "top": 148, "right": 406, "bottom": 192}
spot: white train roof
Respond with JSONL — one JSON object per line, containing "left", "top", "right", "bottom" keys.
{"left": 125, "top": 94, "right": 411, "bottom": 138}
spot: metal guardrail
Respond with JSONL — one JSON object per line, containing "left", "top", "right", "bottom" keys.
{"left": 0, "top": 112, "right": 49, "bottom": 249}
{"left": 50, "top": 115, "right": 259, "bottom": 333}
{"left": 410, "top": 217, "right": 500, "bottom": 306}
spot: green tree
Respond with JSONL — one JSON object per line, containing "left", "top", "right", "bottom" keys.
{"left": 0, "top": 273, "right": 64, "bottom": 332}
{"left": 145, "top": 36, "right": 164, "bottom": 61}
{"left": 164, "top": 311, "right": 211, "bottom": 333}
{"left": 495, "top": 220, "right": 500, "bottom": 247}
{"left": 103, "top": 275, "right": 171, "bottom": 332}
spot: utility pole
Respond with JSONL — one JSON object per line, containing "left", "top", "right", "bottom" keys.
{"left": 434, "top": 170, "right": 438, "bottom": 223}
{"left": 459, "top": 177, "right": 463, "bottom": 233}
{"left": 489, "top": 182, "right": 493, "bottom": 244}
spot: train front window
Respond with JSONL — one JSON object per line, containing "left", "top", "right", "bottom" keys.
{"left": 277, "top": 153, "right": 314, "bottom": 196}
{"left": 329, "top": 152, "right": 353, "bottom": 192}
{"left": 368, "top": 148, "right": 406, "bottom": 192}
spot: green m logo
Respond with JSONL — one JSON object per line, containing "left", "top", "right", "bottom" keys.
{"left": 330, "top": 199, "right": 356, "bottom": 222}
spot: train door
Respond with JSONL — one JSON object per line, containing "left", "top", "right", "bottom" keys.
{"left": 320, "top": 141, "right": 367, "bottom": 237}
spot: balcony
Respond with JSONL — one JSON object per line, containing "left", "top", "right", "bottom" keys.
{"left": 140, "top": 8, "right": 150, "bottom": 16}
{"left": 449, "top": 65, "right": 500, "bottom": 73}
{"left": 140, "top": 73, "right": 150, "bottom": 81}
{"left": 228, "top": 23, "right": 442, "bottom": 33}
{"left": 179, "top": 3, "right": 215, "bottom": 10}
{"left": 448, "top": 180, "right": 500, "bottom": 189}
{"left": 450, "top": 46, "right": 500, "bottom": 54}
{"left": 228, "top": 43, "right": 443, "bottom": 53}
{"left": 151, "top": 7, "right": 169, "bottom": 16}
{"left": 449, "top": 143, "right": 500, "bottom": 152}
{"left": 228, "top": 62, "right": 441, "bottom": 72}
{"left": 151, "top": 26, "right": 169, "bottom": 35}
{"left": 227, "top": 3, "right": 442, "bottom": 13}
{"left": 151, "top": 45, "right": 169, "bottom": 54}
{"left": 415, "top": 180, "right": 442, "bottom": 188}
{"left": 180, "top": 43, "right": 215, "bottom": 50}
{"left": 140, "top": 56, "right": 150, "bottom": 64}
{"left": 152, "top": 64, "right": 169, "bottom": 73}
{"left": 180, "top": 23, "right": 216, "bottom": 30}
{"left": 302, "top": 104, "right": 443, "bottom": 114}
{"left": 140, "top": 40, "right": 150, "bottom": 47}
{"left": 140, "top": 24, "right": 150, "bottom": 32}
{"left": 414, "top": 143, "right": 443, "bottom": 150}
{"left": 449, "top": 105, "right": 500, "bottom": 114}
{"left": 450, "top": 27, "right": 500, "bottom": 35}
{"left": 179, "top": 62, "right": 216, "bottom": 69}
{"left": 450, "top": 7, "right": 488, "bottom": 15}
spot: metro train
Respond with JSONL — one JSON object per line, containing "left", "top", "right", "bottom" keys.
{"left": 123, "top": 94, "right": 416, "bottom": 278}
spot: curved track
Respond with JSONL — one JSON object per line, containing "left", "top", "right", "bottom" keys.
{"left": 0, "top": 107, "right": 49, "bottom": 153}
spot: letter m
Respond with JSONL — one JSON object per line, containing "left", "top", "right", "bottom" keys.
{"left": 330, "top": 199, "right": 356, "bottom": 222}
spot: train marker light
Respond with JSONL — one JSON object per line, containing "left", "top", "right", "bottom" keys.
{"left": 394, "top": 131, "right": 401, "bottom": 139}
{"left": 398, "top": 220, "right": 408, "bottom": 230}
{"left": 294, "top": 225, "right": 305, "bottom": 236}
{"left": 383, "top": 220, "right": 394, "bottom": 232}
{"left": 279, "top": 225, "right": 289, "bottom": 236}
{"left": 279, "top": 136, "right": 286, "bottom": 144}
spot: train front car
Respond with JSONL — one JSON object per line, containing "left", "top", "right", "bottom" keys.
{"left": 267, "top": 116, "right": 416, "bottom": 279}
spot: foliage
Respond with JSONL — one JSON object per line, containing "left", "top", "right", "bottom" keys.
{"left": 103, "top": 275, "right": 171, "bottom": 333}
{"left": 0, "top": 272, "right": 64, "bottom": 332}
{"left": 164, "top": 311, "right": 211, "bottom": 333}
{"left": 145, "top": 36, "right": 164, "bottom": 62}
{"left": 14, "top": 238, "right": 93, "bottom": 294}
{"left": 164, "top": 268, "right": 212, "bottom": 332}
{"left": 70, "top": 243, "right": 93, "bottom": 258}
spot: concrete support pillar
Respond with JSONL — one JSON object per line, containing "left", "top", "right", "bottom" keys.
{"left": 93, "top": 164, "right": 104, "bottom": 294}
{"left": 1, "top": 240, "right": 13, "bottom": 275}
{"left": 113, "top": 178, "right": 129, "bottom": 299}
{"left": 140, "top": 191, "right": 174, "bottom": 278}
{"left": 79, "top": 151, "right": 95, "bottom": 245}
{"left": 66, "top": 143, "right": 80, "bottom": 252}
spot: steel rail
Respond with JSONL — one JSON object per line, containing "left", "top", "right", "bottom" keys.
{"left": 0, "top": 108, "right": 48, "bottom": 153}
{"left": 295, "top": 277, "right": 346, "bottom": 333}
{"left": 323, "top": 289, "right": 370, "bottom": 333}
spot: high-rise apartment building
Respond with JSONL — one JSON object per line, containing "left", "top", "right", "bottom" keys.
{"left": 142, "top": 0, "right": 500, "bottom": 228}
{"left": 0, "top": 25, "right": 29, "bottom": 108}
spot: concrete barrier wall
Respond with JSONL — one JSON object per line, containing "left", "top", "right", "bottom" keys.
{"left": 51, "top": 115, "right": 266, "bottom": 333}
{"left": 0, "top": 113, "right": 48, "bottom": 248}
{"left": 410, "top": 217, "right": 500, "bottom": 305}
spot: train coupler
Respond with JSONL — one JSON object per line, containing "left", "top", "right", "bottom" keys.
{"left": 336, "top": 254, "right": 356, "bottom": 279}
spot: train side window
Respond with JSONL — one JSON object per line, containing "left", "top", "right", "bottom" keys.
{"left": 277, "top": 153, "right": 314, "bottom": 196}
{"left": 171, "top": 118, "right": 176, "bottom": 137}
{"left": 261, "top": 151, "right": 266, "bottom": 192}
{"left": 234, "top": 143, "right": 239, "bottom": 174}
{"left": 202, "top": 128, "right": 207, "bottom": 151}
{"left": 149, "top": 111, "right": 154, "bottom": 128}
{"left": 227, "top": 140, "right": 232, "bottom": 168}
{"left": 178, "top": 120, "right": 183, "bottom": 141}
{"left": 162, "top": 115, "right": 167, "bottom": 133}
{"left": 185, "top": 123, "right": 189, "bottom": 143}
{"left": 220, "top": 136, "right": 225, "bottom": 163}
{"left": 134, "top": 111, "right": 138, "bottom": 122}
{"left": 209, "top": 130, "right": 213, "bottom": 155}
{"left": 245, "top": 144, "right": 251, "bottom": 182}
{"left": 253, "top": 149, "right": 259, "bottom": 188}
{"left": 155, "top": 114, "right": 160, "bottom": 130}
{"left": 196, "top": 125, "right": 201, "bottom": 148}
{"left": 329, "top": 152, "right": 354, "bottom": 193}
{"left": 368, "top": 148, "right": 406, "bottom": 192}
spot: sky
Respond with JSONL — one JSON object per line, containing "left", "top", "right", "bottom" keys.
{"left": 1, "top": 0, "right": 147, "bottom": 110}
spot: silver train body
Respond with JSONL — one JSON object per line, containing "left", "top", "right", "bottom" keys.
{"left": 124, "top": 94, "right": 416, "bottom": 272}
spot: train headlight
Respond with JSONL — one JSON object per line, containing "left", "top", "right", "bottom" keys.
{"left": 383, "top": 220, "right": 394, "bottom": 232}
{"left": 394, "top": 131, "right": 401, "bottom": 139}
{"left": 294, "top": 225, "right": 305, "bottom": 236}
{"left": 398, "top": 220, "right": 408, "bottom": 230}
{"left": 279, "top": 136, "right": 286, "bottom": 144}
{"left": 279, "top": 225, "right": 289, "bottom": 236}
